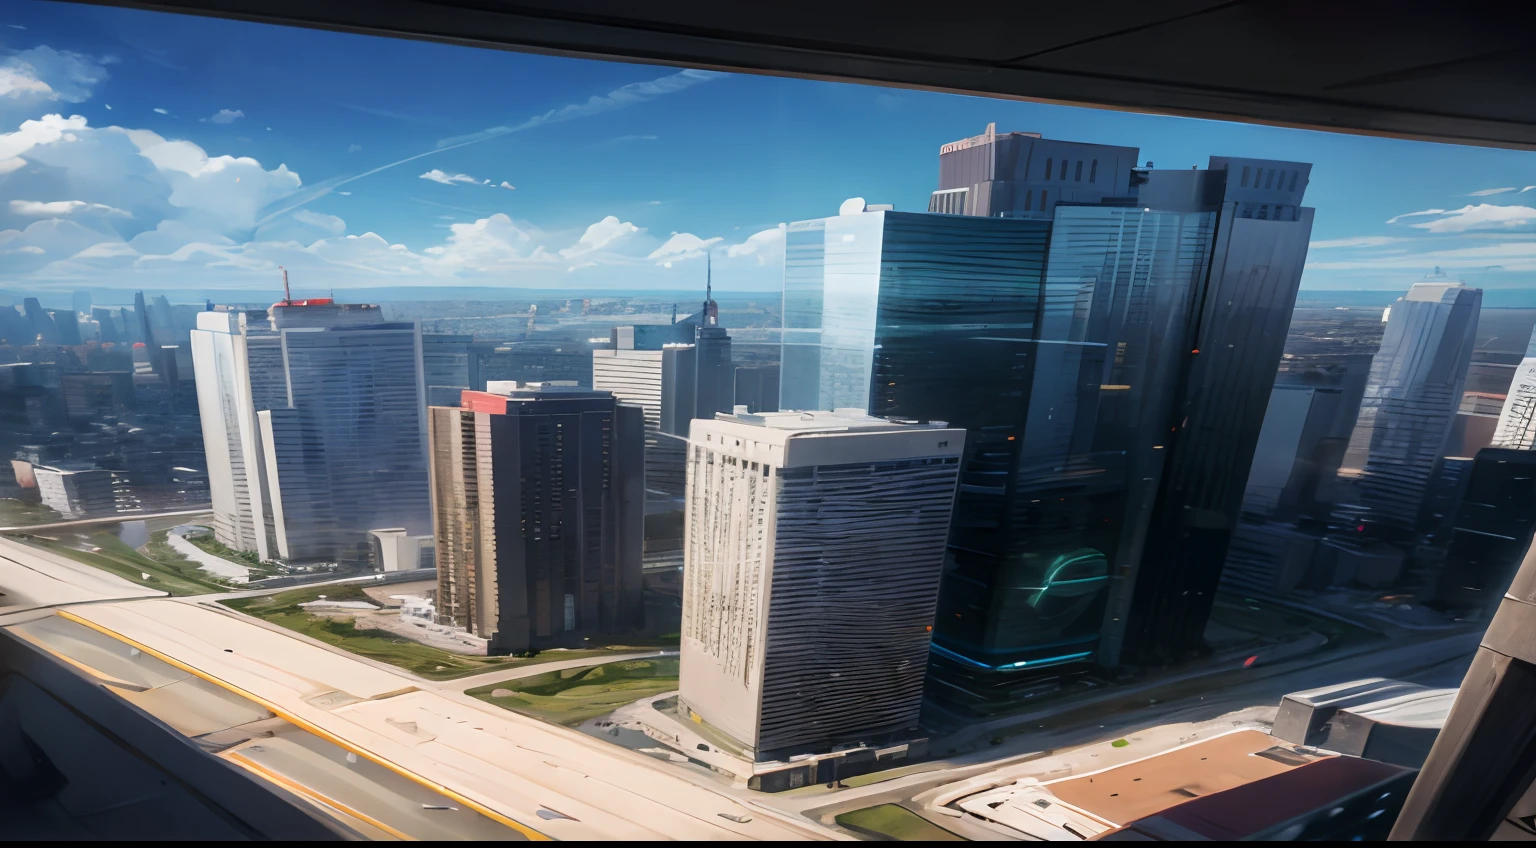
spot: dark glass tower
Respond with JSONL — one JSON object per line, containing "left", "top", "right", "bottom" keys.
{"left": 931, "top": 202, "right": 1219, "bottom": 694}
{"left": 1109, "top": 158, "right": 1316, "bottom": 667}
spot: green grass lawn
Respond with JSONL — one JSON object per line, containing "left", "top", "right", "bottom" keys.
{"left": 178, "top": 530, "right": 285, "bottom": 579}
{"left": 834, "top": 804, "right": 962, "bottom": 841}
{"left": 6, "top": 530, "right": 232, "bottom": 596}
{"left": 467, "top": 657, "right": 680, "bottom": 726}
{"left": 0, "top": 498, "right": 64, "bottom": 528}
{"left": 220, "top": 584, "right": 633, "bottom": 681}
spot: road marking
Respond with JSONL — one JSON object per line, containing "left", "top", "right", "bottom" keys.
{"left": 54, "top": 608, "right": 549, "bottom": 841}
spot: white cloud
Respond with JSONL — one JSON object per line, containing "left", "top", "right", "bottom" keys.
{"left": 423, "top": 213, "right": 551, "bottom": 274}
{"left": 1523, "top": 186, "right": 1536, "bottom": 193}
{"left": 9, "top": 199, "right": 130, "bottom": 217}
{"left": 0, "top": 112, "right": 87, "bottom": 160}
{"left": 209, "top": 108, "right": 243, "bottom": 124}
{"left": 0, "top": 46, "right": 111, "bottom": 123}
{"left": 291, "top": 209, "right": 344, "bottom": 235}
{"left": 419, "top": 169, "right": 480, "bottom": 185}
{"left": 727, "top": 224, "right": 787, "bottom": 264}
{"left": 0, "top": 156, "right": 24, "bottom": 174}
{"left": 1386, "top": 209, "right": 1447, "bottom": 225}
{"left": 346, "top": 143, "right": 361, "bottom": 154}
{"left": 648, "top": 232, "right": 721, "bottom": 265}
{"left": 1398, "top": 204, "right": 1536, "bottom": 234}
{"left": 153, "top": 107, "right": 168, "bottom": 115}
{"left": 559, "top": 215, "right": 641, "bottom": 260}
{"left": 1308, "top": 236, "right": 1410, "bottom": 249}
{"left": 1467, "top": 187, "right": 1516, "bottom": 197}
{"left": 1304, "top": 240, "right": 1536, "bottom": 273}
{"left": 498, "top": 181, "right": 515, "bottom": 190}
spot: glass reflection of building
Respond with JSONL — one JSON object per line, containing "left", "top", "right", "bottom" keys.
{"left": 934, "top": 204, "right": 1217, "bottom": 688}
{"left": 782, "top": 152, "right": 1313, "bottom": 706}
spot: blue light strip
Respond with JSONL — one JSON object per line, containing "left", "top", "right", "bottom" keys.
{"left": 929, "top": 643, "right": 1094, "bottom": 671}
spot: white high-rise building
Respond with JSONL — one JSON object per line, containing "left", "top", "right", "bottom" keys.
{"left": 1493, "top": 328, "right": 1536, "bottom": 449}
{"left": 592, "top": 327, "right": 690, "bottom": 498}
{"left": 679, "top": 409, "right": 964, "bottom": 757}
{"left": 191, "top": 301, "right": 430, "bottom": 564}
{"left": 1341, "top": 281, "right": 1482, "bottom": 531}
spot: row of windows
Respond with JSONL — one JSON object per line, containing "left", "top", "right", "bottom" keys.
{"left": 1043, "top": 157, "right": 1098, "bottom": 183}
{"left": 1239, "top": 164, "right": 1301, "bottom": 193}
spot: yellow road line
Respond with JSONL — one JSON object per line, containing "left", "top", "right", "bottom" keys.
{"left": 224, "top": 750, "right": 416, "bottom": 841}
{"left": 5, "top": 626, "right": 151, "bottom": 691}
{"left": 54, "top": 609, "right": 548, "bottom": 841}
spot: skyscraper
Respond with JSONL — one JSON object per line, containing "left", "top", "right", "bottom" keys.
{"left": 430, "top": 383, "right": 644, "bottom": 653}
{"left": 1110, "top": 157, "right": 1315, "bottom": 667}
{"left": 1339, "top": 281, "right": 1482, "bottom": 535}
{"left": 679, "top": 410, "right": 964, "bottom": 757}
{"left": 1492, "top": 325, "right": 1536, "bottom": 449}
{"left": 790, "top": 143, "right": 1314, "bottom": 687}
{"left": 927, "top": 123, "right": 1140, "bottom": 218}
{"left": 1429, "top": 448, "right": 1536, "bottom": 617}
{"left": 694, "top": 256, "right": 736, "bottom": 422}
{"left": 593, "top": 327, "right": 688, "bottom": 498}
{"left": 191, "top": 299, "right": 431, "bottom": 564}
{"left": 932, "top": 198, "right": 1220, "bottom": 688}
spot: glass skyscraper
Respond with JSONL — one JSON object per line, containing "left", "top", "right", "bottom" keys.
{"left": 781, "top": 153, "right": 1314, "bottom": 702}
{"left": 932, "top": 203, "right": 1218, "bottom": 691}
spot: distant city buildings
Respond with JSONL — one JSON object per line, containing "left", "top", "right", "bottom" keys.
{"left": 1340, "top": 281, "right": 1483, "bottom": 535}
{"left": 679, "top": 409, "right": 964, "bottom": 757}
{"left": 191, "top": 300, "right": 432, "bottom": 564}
{"left": 429, "top": 383, "right": 644, "bottom": 654}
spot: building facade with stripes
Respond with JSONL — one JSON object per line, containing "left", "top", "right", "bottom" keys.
{"left": 678, "top": 410, "right": 964, "bottom": 758}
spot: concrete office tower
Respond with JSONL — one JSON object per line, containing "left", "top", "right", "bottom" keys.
{"left": 1492, "top": 326, "right": 1536, "bottom": 449}
{"left": 593, "top": 326, "right": 690, "bottom": 498}
{"left": 1341, "top": 281, "right": 1482, "bottom": 534}
{"left": 679, "top": 410, "right": 964, "bottom": 757}
{"left": 192, "top": 299, "right": 430, "bottom": 564}
{"left": 33, "top": 465, "right": 118, "bottom": 517}
{"left": 429, "top": 384, "right": 643, "bottom": 654}
{"left": 927, "top": 123, "right": 1139, "bottom": 218}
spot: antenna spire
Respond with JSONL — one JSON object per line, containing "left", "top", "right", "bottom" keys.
{"left": 280, "top": 266, "right": 292, "bottom": 305}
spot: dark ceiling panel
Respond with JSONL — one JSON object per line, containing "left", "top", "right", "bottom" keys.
{"left": 70, "top": 0, "right": 1536, "bottom": 150}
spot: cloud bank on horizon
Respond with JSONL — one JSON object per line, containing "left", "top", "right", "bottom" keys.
{"left": 0, "top": 45, "right": 781, "bottom": 293}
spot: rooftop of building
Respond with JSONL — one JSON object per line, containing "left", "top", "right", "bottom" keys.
{"left": 451, "top": 383, "right": 620, "bottom": 414}
{"left": 1405, "top": 280, "right": 1477, "bottom": 302}
{"left": 716, "top": 407, "right": 949, "bottom": 433}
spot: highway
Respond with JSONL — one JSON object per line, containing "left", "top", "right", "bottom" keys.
{"left": 0, "top": 506, "right": 213, "bottom": 534}
{"left": 0, "top": 536, "right": 833, "bottom": 840}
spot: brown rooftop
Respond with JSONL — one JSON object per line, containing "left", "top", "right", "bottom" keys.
{"left": 1047, "top": 729, "right": 1320, "bottom": 826}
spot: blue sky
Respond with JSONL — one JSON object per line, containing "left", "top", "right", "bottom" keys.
{"left": 4, "top": 0, "right": 1536, "bottom": 296}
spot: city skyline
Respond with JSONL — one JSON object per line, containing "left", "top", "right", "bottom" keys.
{"left": 1, "top": 1, "right": 1536, "bottom": 296}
